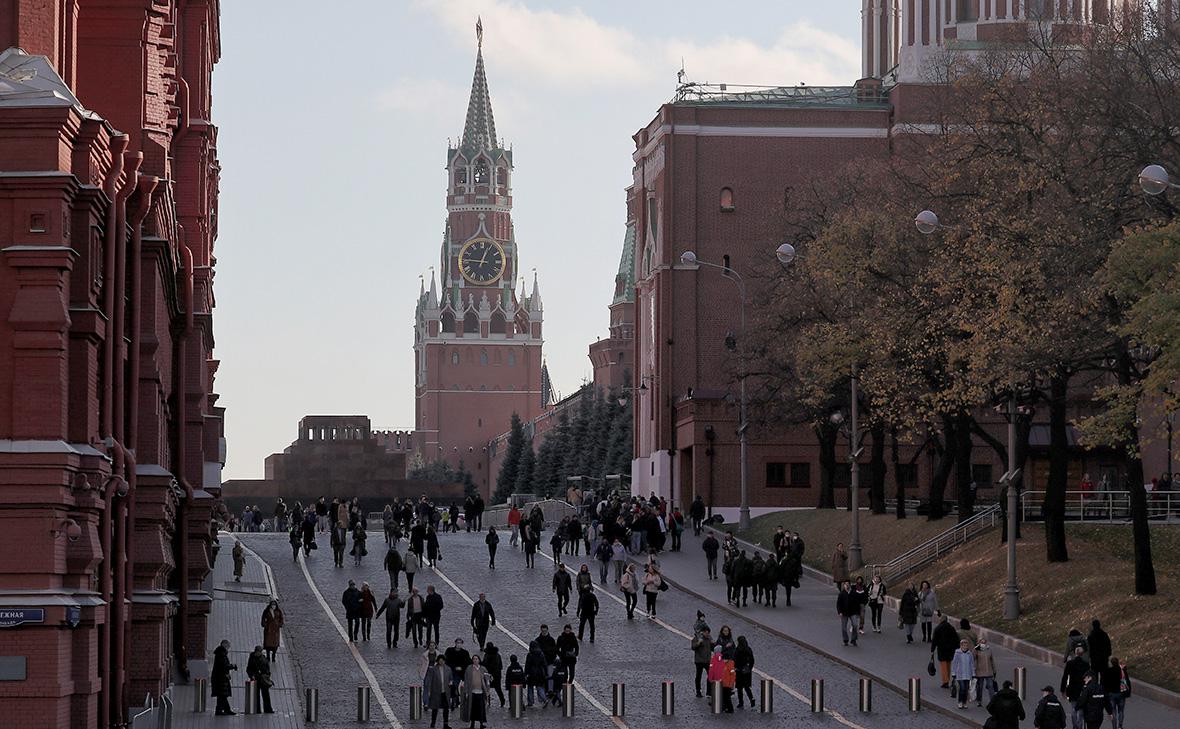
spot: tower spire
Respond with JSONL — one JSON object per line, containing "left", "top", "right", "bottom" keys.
{"left": 462, "top": 18, "right": 498, "bottom": 152}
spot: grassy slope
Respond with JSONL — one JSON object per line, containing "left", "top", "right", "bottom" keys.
{"left": 740, "top": 511, "right": 1179, "bottom": 691}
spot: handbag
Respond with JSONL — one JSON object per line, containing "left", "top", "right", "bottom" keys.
{"left": 926, "top": 659, "right": 936, "bottom": 677}
{"left": 949, "top": 679, "right": 957, "bottom": 699}
{"left": 659, "top": 580, "right": 669, "bottom": 592}
{"left": 983, "top": 717, "right": 1001, "bottom": 729}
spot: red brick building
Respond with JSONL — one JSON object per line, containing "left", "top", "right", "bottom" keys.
{"left": 630, "top": 1, "right": 1140, "bottom": 516}
{"left": 0, "top": 2, "right": 224, "bottom": 727}
{"left": 414, "top": 30, "right": 544, "bottom": 497}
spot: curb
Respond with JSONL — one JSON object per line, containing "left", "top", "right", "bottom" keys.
{"left": 630, "top": 555, "right": 977, "bottom": 727}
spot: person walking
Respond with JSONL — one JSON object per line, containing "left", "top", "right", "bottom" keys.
{"left": 575, "top": 563, "right": 593, "bottom": 596}
{"left": 986, "top": 680, "right": 1026, "bottom": 729}
{"left": 523, "top": 525, "right": 537, "bottom": 568}
{"left": 576, "top": 587, "right": 598, "bottom": 642}
{"left": 301, "top": 512, "right": 317, "bottom": 556}
{"left": 1102, "top": 657, "right": 1130, "bottom": 729}
{"left": 470, "top": 593, "right": 496, "bottom": 650}
{"left": 974, "top": 636, "right": 998, "bottom": 707}
{"left": 342, "top": 580, "right": 362, "bottom": 642}
{"left": 331, "top": 520, "right": 348, "bottom": 568}
{"left": 620, "top": 564, "right": 639, "bottom": 619}
{"left": 232, "top": 541, "right": 245, "bottom": 582}
{"left": 951, "top": 639, "right": 975, "bottom": 709}
{"left": 643, "top": 565, "right": 663, "bottom": 618}
{"left": 1061, "top": 646, "right": 1091, "bottom": 729}
{"left": 445, "top": 639, "right": 472, "bottom": 708}
{"left": 1077, "top": 673, "right": 1108, "bottom": 729}
{"left": 556, "top": 625, "right": 580, "bottom": 682}
{"left": 899, "top": 583, "right": 920, "bottom": 644}
{"left": 524, "top": 642, "right": 547, "bottom": 707}
{"left": 702, "top": 531, "right": 720, "bottom": 580}
{"left": 246, "top": 645, "right": 275, "bottom": 714}
{"left": 424, "top": 585, "right": 444, "bottom": 647}
{"left": 552, "top": 564, "right": 572, "bottom": 616}
{"left": 707, "top": 645, "right": 735, "bottom": 713}
{"left": 610, "top": 538, "right": 626, "bottom": 583}
{"left": 384, "top": 544, "right": 404, "bottom": 591}
{"left": 405, "top": 549, "right": 419, "bottom": 592}
{"left": 406, "top": 588, "right": 425, "bottom": 648}
{"left": 424, "top": 654, "right": 453, "bottom": 729}
{"left": 831, "top": 543, "right": 849, "bottom": 587}
{"left": 461, "top": 655, "right": 491, "bottom": 729}
{"left": 485, "top": 527, "right": 499, "bottom": 569}
{"left": 779, "top": 550, "right": 800, "bottom": 606}
{"left": 211, "top": 639, "right": 237, "bottom": 716}
{"left": 689, "top": 495, "right": 706, "bottom": 536}
{"left": 352, "top": 523, "right": 368, "bottom": 566}
{"left": 507, "top": 506, "right": 521, "bottom": 548}
{"left": 360, "top": 582, "right": 377, "bottom": 641}
{"left": 931, "top": 613, "right": 960, "bottom": 689}
{"left": 260, "top": 600, "right": 284, "bottom": 661}
{"left": 836, "top": 581, "right": 860, "bottom": 646}
{"left": 426, "top": 525, "right": 441, "bottom": 568}
{"left": 375, "top": 589, "right": 404, "bottom": 648}
{"left": 549, "top": 531, "right": 564, "bottom": 565}
{"left": 734, "top": 636, "right": 756, "bottom": 709}
{"left": 866, "top": 575, "right": 887, "bottom": 633}
{"left": 692, "top": 627, "right": 713, "bottom": 697}
{"left": 918, "top": 580, "right": 938, "bottom": 642}
{"left": 1087, "top": 620, "right": 1112, "bottom": 673}
{"left": 594, "top": 537, "right": 612, "bottom": 584}
{"left": 852, "top": 576, "right": 869, "bottom": 635}
{"left": 1035, "top": 685, "right": 1068, "bottom": 729}
{"left": 289, "top": 525, "right": 302, "bottom": 561}
{"left": 482, "top": 643, "right": 506, "bottom": 707}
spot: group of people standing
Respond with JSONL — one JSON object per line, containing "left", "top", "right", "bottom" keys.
{"left": 690, "top": 615, "right": 757, "bottom": 712}
{"left": 700, "top": 526, "right": 804, "bottom": 608}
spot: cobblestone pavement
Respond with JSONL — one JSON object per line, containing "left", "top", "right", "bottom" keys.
{"left": 241, "top": 530, "right": 962, "bottom": 729}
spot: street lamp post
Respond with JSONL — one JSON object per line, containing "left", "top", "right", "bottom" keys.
{"left": 849, "top": 368, "right": 864, "bottom": 570}
{"left": 915, "top": 209, "right": 1021, "bottom": 619}
{"left": 1166, "top": 409, "right": 1175, "bottom": 482}
{"left": 680, "top": 250, "right": 751, "bottom": 530}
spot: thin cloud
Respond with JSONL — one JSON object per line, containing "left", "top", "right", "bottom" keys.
{"left": 665, "top": 23, "right": 862, "bottom": 87}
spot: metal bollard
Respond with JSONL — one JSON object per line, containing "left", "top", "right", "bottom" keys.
{"left": 612, "top": 682, "right": 625, "bottom": 717}
{"left": 810, "top": 679, "right": 824, "bottom": 712}
{"left": 661, "top": 680, "right": 675, "bottom": 716}
{"left": 710, "top": 680, "right": 722, "bottom": 714}
{"left": 908, "top": 677, "right": 922, "bottom": 712}
{"left": 562, "top": 683, "right": 574, "bottom": 717}
{"left": 306, "top": 688, "right": 319, "bottom": 722}
{"left": 192, "top": 677, "right": 207, "bottom": 713}
{"left": 1015, "top": 666, "right": 1027, "bottom": 700}
{"left": 759, "top": 678, "right": 773, "bottom": 713}
{"left": 509, "top": 685, "right": 523, "bottom": 719}
{"left": 859, "top": 677, "right": 872, "bottom": 712}
{"left": 357, "top": 685, "right": 372, "bottom": 722}
{"left": 243, "top": 680, "right": 258, "bottom": 715}
{"left": 410, "top": 685, "right": 423, "bottom": 720}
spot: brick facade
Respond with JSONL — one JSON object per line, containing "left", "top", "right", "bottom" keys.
{"left": 0, "top": 2, "right": 224, "bottom": 727}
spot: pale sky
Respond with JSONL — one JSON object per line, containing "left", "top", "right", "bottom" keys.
{"left": 214, "top": 0, "right": 862, "bottom": 479}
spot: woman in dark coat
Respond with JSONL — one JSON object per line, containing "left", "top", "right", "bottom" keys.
{"left": 761, "top": 557, "right": 780, "bottom": 607}
{"left": 899, "top": 584, "right": 920, "bottom": 644}
{"left": 331, "top": 520, "right": 348, "bottom": 568}
{"left": 301, "top": 512, "right": 317, "bottom": 556}
{"left": 423, "top": 654, "right": 451, "bottom": 728}
{"left": 779, "top": 552, "right": 800, "bottom": 606}
{"left": 245, "top": 645, "right": 275, "bottom": 714}
{"left": 426, "top": 527, "right": 440, "bottom": 567}
{"left": 733, "top": 636, "right": 756, "bottom": 709}
{"left": 289, "top": 525, "right": 302, "bottom": 561}
{"left": 715, "top": 625, "right": 736, "bottom": 660}
{"left": 482, "top": 642, "right": 505, "bottom": 707}
{"left": 211, "top": 639, "right": 237, "bottom": 715}
{"left": 524, "top": 641, "right": 548, "bottom": 707}
{"left": 261, "top": 600, "right": 284, "bottom": 660}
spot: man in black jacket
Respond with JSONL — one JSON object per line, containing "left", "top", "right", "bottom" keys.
{"left": 1087, "top": 620, "right": 1112, "bottom": 673}
{"left": 556, "top": 625, "right": 580, "bottom": 682}
{"left": 444, "top": 639, "right": 471, "bottom": 708}
{"left": 1035, "top": 686, "right": 1068, "bottom": 729}
{"left": 423, "top": 585, "right": 444, "bottom": 646}
{"left": 534, "top": 624, "right": 558, "bottom": 664}
{"left": 375, "top": 589, "right": 404, "bottom": 649}
{"left": 1077, "top": 673, "right": 1108, "bottom": 729}
{"left": 930, "top": 613, "right": 960, "bottom": 689}
{"left": 1061, "top": 646, "right": 1091, "bottom": 729}
{"left": 689, "top": 496, "right": 706, "bottom": 536}
{"left": 836, "top": 581, "right": 860, "bottom": 647}
{"left": 342, "top": 580, "right": 362, "bottom": 642}
{"left": 470, "top": 593, "right": 496, "bottom": 649}
{"left": 552, "top": 566, "right": 572, "bottom": 616}
{"left": 576, "top": 589, "right": 599, "bottom": 642}
{"left": 986, "top": 680, "right": 1026, "bottom": 729}
{"left": 702, "top": 532, "right": 720, "bottom": 580}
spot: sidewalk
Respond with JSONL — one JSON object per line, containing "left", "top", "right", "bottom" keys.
{"left": 650, "top": 530, "right": 1180, "bottom": 726}
{"left": 171, "top": 533, "right": 303, "bottom": 728}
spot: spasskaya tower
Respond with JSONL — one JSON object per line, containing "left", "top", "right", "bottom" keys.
{"left": 414, "top": 20, "right": 544, "bottom": 496}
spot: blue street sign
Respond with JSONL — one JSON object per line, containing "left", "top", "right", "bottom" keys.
{"left": 0, "top": 608, "right": 45, "bottom": 628}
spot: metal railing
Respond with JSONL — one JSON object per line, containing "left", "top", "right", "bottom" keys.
{"left": 868, "top": 504, "right": 1001, "bottom": 585}
{"left": 1020, "top": 490, "right": 1180, "bottom": 523}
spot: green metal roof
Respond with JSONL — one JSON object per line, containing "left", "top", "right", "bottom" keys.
{"left": 612, "top": 222, "right": 637, "bottom": 305}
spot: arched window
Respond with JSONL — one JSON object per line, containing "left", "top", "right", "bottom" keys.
{"left": 496, "top": 167, "right": 507, "bottom": 186}
{"left": 490, "top": 311, "right": 506, "bottom": 334}
{"left": 464, "top": 311, "right": 479, "bottom": 333}
{"left": 474, "top": 160, "right": 489, "bottom": 184}
{"left": 441, "top": 311, "right": 456, "bottom": 333}
{"left": 455, "top": 168, "right": 468, "bottom": 186}
{"left": 480, "top": 351, "right": 489, "bottom": 365}
{"left": 451, "top": 352, "right": 460, "bottom": 365}
{"left": 720, "top": 187, "right": 735, "bottom": 212}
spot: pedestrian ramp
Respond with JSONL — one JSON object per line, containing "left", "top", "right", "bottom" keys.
{"left": 867, "top": 504, "right": 1001, "bottom": 585}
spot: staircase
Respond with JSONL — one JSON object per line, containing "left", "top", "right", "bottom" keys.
{"left": 868, "top": 504, "right": 1001, "bottom": 585}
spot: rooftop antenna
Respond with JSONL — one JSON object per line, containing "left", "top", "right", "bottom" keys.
{"left": 676, "top": 58, "right": 686, "bottom": 85}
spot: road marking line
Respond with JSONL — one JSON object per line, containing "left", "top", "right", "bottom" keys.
{"left": 537, "top": 549, "right": 866, "bottom": 729}
{"left": 430, "top": 562, "right": 628, "bottom": 729}
{"left": 294, "top": 548, "right": 403, "bottom": 729}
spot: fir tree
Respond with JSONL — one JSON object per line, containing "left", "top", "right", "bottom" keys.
{"left": 457, "top": 460, "right": 478, "bottom": 499}
{"left": 514, "top": 443, "right": 536, "bottom": 494}
{"left": 493, "top": 413, "right": 525, "bottom": 504}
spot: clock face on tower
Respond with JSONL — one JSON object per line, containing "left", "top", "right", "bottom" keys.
{"left": 458, "top": 237, "right": 506, "bottom": 285}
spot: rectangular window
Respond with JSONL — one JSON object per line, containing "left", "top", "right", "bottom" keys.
{"left": 767, "top": 462, "right": 811, "bottom": 488}
{"left": 766, "top": 462, "right": 787, "bottom": 488}
{"left": 896, "top": 463, "right": 918, "bottom": 489}
{"left": 971, "top": 464, "right": 994, "bottom": 488}
{"left": 790, "top": 462, "right": 811, "bottom": 487}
